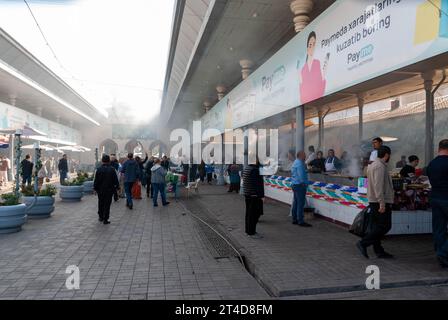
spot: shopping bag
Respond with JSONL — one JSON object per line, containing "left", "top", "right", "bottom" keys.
{"left": 132, "top": 180, "right": 142, "bottom": 199}
{"left": 349, "top": 206, "right": 371, "bottom": 237}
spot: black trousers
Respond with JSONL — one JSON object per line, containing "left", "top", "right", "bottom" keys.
{"left": 98, "top": 193, "right": 113, "bottom": 222}
{"left": 245, "top": 197, "right": 263, "bottom": 235}
{"left": 207, "top": 173, "right": 213, "bottom": 183}
{"left": 228, "top": 183, "right": 240, "bottom": 193}
{"left": 360, "top": 202, "right": 392, "bottom": 254}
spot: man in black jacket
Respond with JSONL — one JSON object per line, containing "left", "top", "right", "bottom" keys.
{"left": 110, "top": 154, "right": 119, "bottom": 201}
{"left": 242, "top": 161, "right": 264, "bottom": 238}
{"left": 58, "top": 154, "right": 68, "bottom": 185}
{"left": 94, "top": 154, "right": 119, "bottom": 224}
{"left": 20, "top": 154, "right": 33, "bottom": 186}
{"left": 427, "top": 139, "right": 448, "bottom": 268}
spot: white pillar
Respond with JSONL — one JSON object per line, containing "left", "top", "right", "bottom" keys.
{"left": 239, "top": 59, "right": 254, "bottom": 80}
{"left": 290, "top": 0, "right": 314, "bottom": 33}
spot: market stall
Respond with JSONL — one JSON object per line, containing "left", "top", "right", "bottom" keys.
{"left": 264, "top": 173, "right": 433, "bottom": 235}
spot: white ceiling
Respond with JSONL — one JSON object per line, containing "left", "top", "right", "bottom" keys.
{"left": 0, "top": 28, "right": 105, "bottom": 128}
{"left": 163, "top": 0, "right": 336, "bottom": 129}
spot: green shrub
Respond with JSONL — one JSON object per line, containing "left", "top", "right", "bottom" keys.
{"left": 0, "top": 193, "right": 21, "bottom": 206}
{"left": 21, "top": 185, "right": 35, "bottom": 197}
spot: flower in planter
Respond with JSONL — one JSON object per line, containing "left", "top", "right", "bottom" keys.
{"left": 62, "top": 176, "right": 85, "bottom": 186}
{"left": 39, "top": 184, "right": 57, "bottom": 197}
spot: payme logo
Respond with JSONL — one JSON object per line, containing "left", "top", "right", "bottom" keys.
{"left": 414, "top": 0, "right": 448, "bottom": 44}
{"left": 261, "top": 66, "right": 286, "bottom": 92}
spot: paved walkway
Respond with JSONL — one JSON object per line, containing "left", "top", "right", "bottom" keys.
{"left": 186, "top": 184, "right": 448, "bottom": 298}
{"left": 2, "top": 181, "right": 448, "bottom": 300}
{"left": 0, "top": 189, "right": 268, "bottom": 300}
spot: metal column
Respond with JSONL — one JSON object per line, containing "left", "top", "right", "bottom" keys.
{"left": 295, "top": 106, "right": 305, "bottom": 154}
{"left": 358, "top": 93, "right": 365, "bottom": 145}
{"left": 318, "top": 112, "right": 323, "bottom": 151}
{"left": 423, "top": 71, "right": 435, "bottom": 166}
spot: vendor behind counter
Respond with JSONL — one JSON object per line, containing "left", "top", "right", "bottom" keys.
{"left": 400, "top": 155, "right": 420, "bottom": 178}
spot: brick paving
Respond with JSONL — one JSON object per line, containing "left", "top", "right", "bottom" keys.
{"left": 187, "top": 184, "right": 448, "bottom": 298}
{"left": 0, "top": 189, "right": 268, "bottom": 300}
{"left": 2, "top": 181, "right": 448, "bottom": 300}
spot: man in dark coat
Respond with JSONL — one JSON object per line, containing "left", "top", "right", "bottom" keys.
{"left": 20, "top": 154, "right": 33, "bottom": 186}
{"left": 94, "top": 154, "right": 119, "bottom": 224}
{"left": 242, "top": 161, "right": 264, "bottom": 238}
{"left": 110, "top": 154, "right": 120, "bottom": 201}
{"left": 120, "top": 153, "right": 141, "bottom": 210}
{"left": 58, "top": 154, "right": 68, "bottom": 185}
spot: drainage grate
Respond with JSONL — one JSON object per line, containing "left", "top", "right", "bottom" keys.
{"left": 183, "top": 199, "right": 240, "bottom": 260}
{"left": 193, "top": 220, "right": 237, "bottom": 259}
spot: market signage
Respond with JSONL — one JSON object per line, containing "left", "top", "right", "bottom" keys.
{"left": 201, "top": 0, "right": 448, "bottom": 132}
{"left": 0, "top": 101, "right": 81, "bottom": 144}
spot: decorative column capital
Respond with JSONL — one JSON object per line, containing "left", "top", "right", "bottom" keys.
{"left": 239, "top": 59, "right": 254, "bottom": 80}
{"left": 9, "top": 95, "right": 17, "bottom": 106}
{"left": 290, "top": 0, "right": 314, "bottom": 33}
{"left": 203, "top": 100, "right": 212, "bottom": 113}
{"left": 216, "top": 85, "right": 227, "bottom": 100}
{"left": 357, "top": 92, "right": 366, "bottom": 106}
{"left": 422, "top": 70, "right": 435, "bottom": 91}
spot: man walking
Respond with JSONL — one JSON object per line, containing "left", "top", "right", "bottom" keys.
{"left": 110, "top": 154, "right": 120, "bottom": 201}
{"left": 357, "top": 146, "right": 394, "bottom": 259}
{"left": 151, "top": 158, "right": 169, "bottom": 207}
{"left": 242, "top": 159, "right": 264, "bottom": 238}
{"left": 0, "top": 155, "right": 9, "bottom": 187}
{"left": 426, "top": 139, "right": 448, "bottom": 268}
{"left": 58, "top": 154, "right": 68, "bottom": 185}
{"left": 120, "top": 153, "right": 141, "bottom": 210}
{"left": 291, "top": 151, "right": 312, "bottom": 227}
{"left": 93, "top": 155, "right": 119, "bottom": 225}
{"left": 144, "top": 156, "right": 154, "bottom": 198}
{"left": 21, "top": 154, "right": 33, "bottom": 186}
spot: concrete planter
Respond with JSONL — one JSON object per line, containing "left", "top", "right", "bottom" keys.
{"left": 59, "top": 185, "right": 84, "bottom": 202}
{"left": 23, "top": 196, "right": 55, "bottom": 219}
{"left": 83, "top": 181, "right": 94, "bottom": 194}
{"left": 0, "top": 204, "right": 27, "bottom": 234}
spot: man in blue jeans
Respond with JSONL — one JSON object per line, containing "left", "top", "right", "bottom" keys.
{"left": 151, "top": 158, "right": 169, "bottom": 207}
{"left": 291, "top": 151, "right": 312, "bottom": 227}
{"left": 427, "top": 139, "right": 448, "bottom": 268}
{"left": 120, "top": 153, "right": 141, "bottom": 210}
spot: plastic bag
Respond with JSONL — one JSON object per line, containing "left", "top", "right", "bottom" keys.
{"left": 349, "top": 206, "right": 371, "bottom": 237}
{"left": 132, "top": 180, "right": 142, "bottom": 199}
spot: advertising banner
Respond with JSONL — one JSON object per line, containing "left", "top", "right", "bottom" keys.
{"left": 0, "top": 101, "right": 81, "bottom": 144}
{"left": 201, "top": 0, "right": 448, "bottom": 132}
